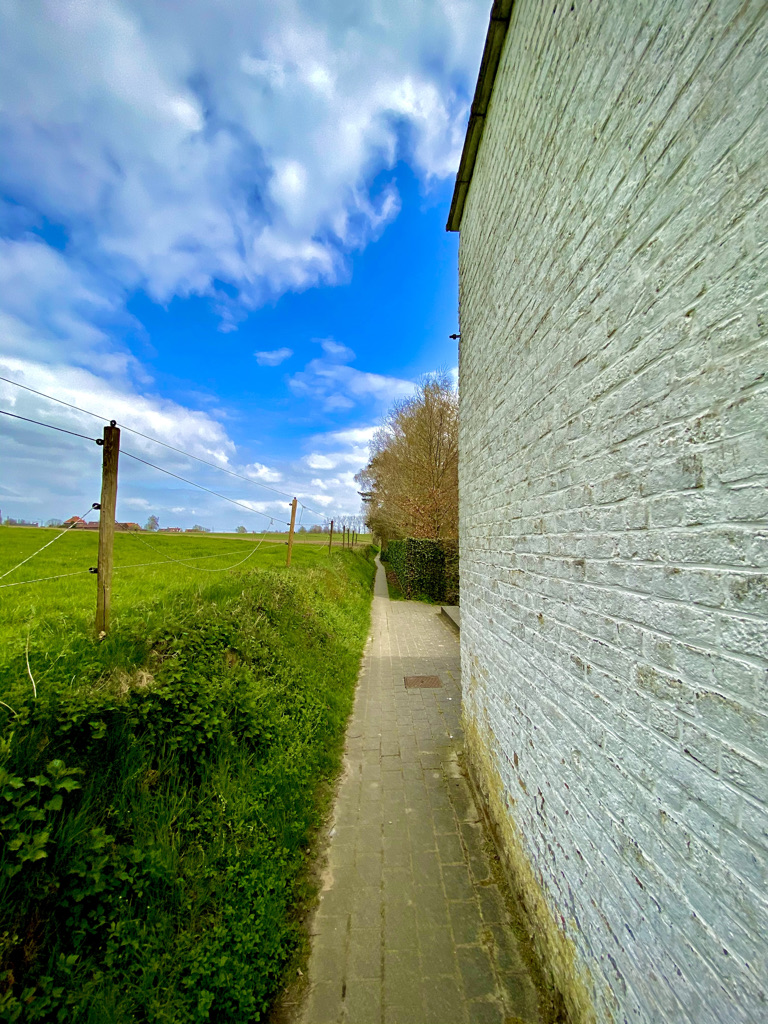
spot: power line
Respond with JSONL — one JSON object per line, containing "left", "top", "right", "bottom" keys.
{"left": 0, "top": 375, "right": 333, "bottom": 519}
{"left": 0, "top": 408, "right": 99, "bottom": 443}
{"left": 121, "top": 448, "right": 290, "bottom": 525}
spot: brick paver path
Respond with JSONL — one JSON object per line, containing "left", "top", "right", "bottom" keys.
{"left": 299, "top": 559, "right": 543, "bottom": 1024}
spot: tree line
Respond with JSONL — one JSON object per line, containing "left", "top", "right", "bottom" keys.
{"left": 356, "top": 371, "right": 458, "bottom": 545}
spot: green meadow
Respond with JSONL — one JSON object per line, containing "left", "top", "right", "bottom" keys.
{"left": 0, "top": 526, "right": 376, "bottom": 1022}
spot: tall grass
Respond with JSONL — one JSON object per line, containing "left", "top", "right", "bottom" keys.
{"left": 0, "top": 529, "right": 376, "bottom": 1022}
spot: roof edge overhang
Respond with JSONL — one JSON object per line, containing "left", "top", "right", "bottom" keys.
{"left": 446, "top": 0, "right": 515, "bottom": 232}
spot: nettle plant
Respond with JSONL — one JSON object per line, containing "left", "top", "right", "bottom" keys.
{"left": 0, "top": 738, "right": 82, "bottom": 878}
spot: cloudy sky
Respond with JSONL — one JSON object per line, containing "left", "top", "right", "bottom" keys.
{"left": 0, "top": 0, "right": 487, "bottom": 531}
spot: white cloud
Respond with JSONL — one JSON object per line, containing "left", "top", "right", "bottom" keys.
{"left": 255, "top": 347, "right": 293, "bottom": 366}
{"left": 244, "top": 461, "right": 283, "bottom": 482}
{"left": 290, "top": 355, "right": 413, "bottom": 412}
{"left": 0, "top": 237, "right": 133, "bottom": 374}
{"left": 320, "top": 338, "right": 355, "bottom": 362}
{"left": 0, "top": 0, "right": 488, "bottom": 314}
{"left": 0, "top": 1, "right": 485, "bottom": 529}
{"left": 320, "top": 425, "right": 378, "bottom": 446}
{"left": 0, "top": 356, "right": 236, "bottom": 464}
{"left": 0, "top": 350, "right": 375, "bottom": 528}
{"left": 306, "top": 453, "right": 336, "bottom": 470}
{"left": 0, "top": 355, "right": 245, "bottom": 528}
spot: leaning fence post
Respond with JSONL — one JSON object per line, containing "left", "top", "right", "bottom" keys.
{"left": 328, "top": 519, "right": 334, "bottom": 554}
{"left": 95, "top": 421, "right": 120, "bottom": 637}
{"left": 286, "top": 497, "right": 298, "bottom": 566}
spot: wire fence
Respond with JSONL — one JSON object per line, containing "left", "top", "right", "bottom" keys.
{"left": 0, "top": 375, "right": 333, "bottom": 518}
{"left": 0, "top": 502, "right": 97, "bottom": 583}
{"left": 0, "top": 376, "right": 367, "bottom": 606}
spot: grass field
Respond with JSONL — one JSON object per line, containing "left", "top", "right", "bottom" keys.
{"left": 0, "top": 526, "right": 369, "bottom": 664}
{"left": 0, "top": 525, "right": 377, "bottom": 1022}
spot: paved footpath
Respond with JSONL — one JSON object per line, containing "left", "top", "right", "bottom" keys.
{"left": 298, "top": 560, "right": 544, "bottom": 1024}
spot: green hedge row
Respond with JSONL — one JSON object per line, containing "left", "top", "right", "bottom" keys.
{"left": 381, "top": 538, "right": 459, "bottom": 603}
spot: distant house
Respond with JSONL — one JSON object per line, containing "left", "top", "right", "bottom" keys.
{"left": 158, "top": 527, "right": 182, "bottom": 533}
{"left": 61, "top": 518, "right": 142, "bottom": 531}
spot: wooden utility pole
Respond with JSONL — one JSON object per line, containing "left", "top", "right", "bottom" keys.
{"left": 96, "top": 422, "right": 120, "bottom": 637}
{"left": 286, "top": 497, "right": 298, "bottom": 566}
{"left": 328, "top": 519, "right": 334, "bottom": 554}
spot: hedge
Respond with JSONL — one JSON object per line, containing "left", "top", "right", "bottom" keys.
{"left": 382, "top": 538, "right": 459, "bottom": 604}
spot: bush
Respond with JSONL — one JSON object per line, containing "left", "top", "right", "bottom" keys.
{"left": 0, "top": 550, "right": 376, "bottom": 1022}
{"left": 383, "top": 538, "right": 459, "bottom": 603}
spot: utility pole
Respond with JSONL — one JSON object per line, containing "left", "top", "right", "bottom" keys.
{"left": 286, "top": 497, "right": 298, "bottom": 566}
{"left": 95, "top": 422, "right": 120, "bottom": 637}
{"left": 328, "top": 519, "right": 334, "bottom": 554}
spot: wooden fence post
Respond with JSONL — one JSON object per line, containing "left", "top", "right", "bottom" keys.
{"left": 328, "top": 519, "right": 334, "bottom": 554}
{"left": 95, "top": 422, "right": 120, "bottom": 637}
{"left": 286, "top": 497, "right": 298, "bottom": 566}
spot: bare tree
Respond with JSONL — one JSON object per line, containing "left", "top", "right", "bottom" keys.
{"left": 356, "top": 371, "right": 458, "bottom": 542}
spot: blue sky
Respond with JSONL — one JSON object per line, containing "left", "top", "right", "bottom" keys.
{"left": 0, "top": 0, "right": 486, "bottom": 532}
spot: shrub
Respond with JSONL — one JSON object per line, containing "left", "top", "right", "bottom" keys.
{"left": 0, "top": 550, "right": 376, "bottom": 1022}
{"left": 383, "top": 538, "right": 459, "bottom": 603}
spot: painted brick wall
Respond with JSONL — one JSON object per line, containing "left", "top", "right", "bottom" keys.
{"left": 457, "top": 2, "right": 767, "bottom": 1022}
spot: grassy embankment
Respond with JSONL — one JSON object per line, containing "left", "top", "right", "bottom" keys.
{"left": 0, "top": 527, "right": 376, "bottom": 1022}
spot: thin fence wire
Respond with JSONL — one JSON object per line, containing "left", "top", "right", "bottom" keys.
{"left": 118, "top": 526, "right": 276, "bottom": 573}
{"left": 0, "top": 569, "right": 94, "bottom": 590}
{"left": 0, "top": 408, "right": 99, "bottom": 444}
{"left": 0, "top": 503, "right": 97, "bottom": 582}
{"left": 0, "top": 535, "right": 295, "bottom": 590}
{"left": 0, "top": 375, "right": 333, "bottom": 520}
{"left": 121, "top": 449, "right": 291, "bottom": 526}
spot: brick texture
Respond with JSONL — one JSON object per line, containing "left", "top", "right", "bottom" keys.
{"left": 457, "top": 2, "right": 768, "bottom": 1022}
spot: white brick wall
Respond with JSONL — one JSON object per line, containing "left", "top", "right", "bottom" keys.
{"left": 457, "top": 2, "right": 767, "bottom": 1022}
